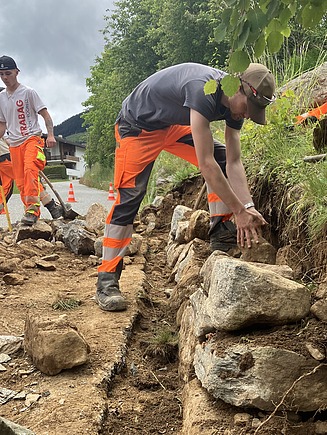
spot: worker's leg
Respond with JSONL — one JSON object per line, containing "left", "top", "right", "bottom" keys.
{"left": 39, "top": 182, "right": 63, "bottom": 219}
{"left": 10, "top": 136, "right": 46, "bottom": 225}
{"left": 9, "top": 144, "right": 27, "bottom": 209}
{"left": 96, "top": 124, "right": 166, "bottom": 311}
{"left": 163, "top": 125, "right": 236, "bottom": 251}
{"left": 0, "top": 156, "right": 14, "bottom": 211}
{"left": 23, "top": 136, "right": 46, "bottom": 218}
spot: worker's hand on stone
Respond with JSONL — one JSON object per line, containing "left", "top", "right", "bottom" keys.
{"left": 235, "top": 208, "right": 267, "bottom": 248}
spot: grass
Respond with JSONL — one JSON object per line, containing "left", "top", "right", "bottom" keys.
{"left": 80, "top": 162, "right": 114, "bottom": 191}
{"left": 144, "top": 327, "right": 179, "bottom": 362}
{"left": 52, "top": 297, "right": 81, "bottom": 310}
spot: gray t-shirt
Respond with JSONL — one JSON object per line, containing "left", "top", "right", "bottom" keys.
{"left": 118, "top": 63, "right": 243, "bottom": 131}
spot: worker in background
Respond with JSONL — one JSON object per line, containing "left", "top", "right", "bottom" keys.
{"left": 0, "top": 55, "right": 58, "bottom": 225}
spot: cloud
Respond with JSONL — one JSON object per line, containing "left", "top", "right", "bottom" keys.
{"left": 0, "top": 0, "right": 114, "bottom": 126}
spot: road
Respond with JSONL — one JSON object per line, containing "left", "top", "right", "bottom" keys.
{"left": 0, "top": 180, "right": 115, "bottom": 228}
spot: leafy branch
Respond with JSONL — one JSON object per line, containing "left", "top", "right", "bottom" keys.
{"left": 213, "top": 0, "right": 327, "bottom": 94}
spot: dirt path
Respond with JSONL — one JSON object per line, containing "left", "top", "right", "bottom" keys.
{"left": 0, "top": 224, "right": 182, "bottom": 434}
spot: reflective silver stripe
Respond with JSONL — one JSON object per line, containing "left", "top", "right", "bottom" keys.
{"left": 208, "top": 201, "right": 231, "bottom": 216}
{"left": 102, "top": 223, "right": 134, "bottom": 262}
{"left": 102, "top": 245, "right": 130, "bottom": 261}
{"left": 104, "top": 223, "right": 133, "bottom": 239}
{"left": 206, "top": 184, "right": 231, "bottom": 216}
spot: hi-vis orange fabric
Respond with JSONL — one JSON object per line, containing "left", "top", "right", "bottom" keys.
{"left": 295, "top": 102, "right": 327, "bottom": 124}
{"left": 9, "top": 135, "right": 46, "bottom": 216}
{"left": 98, "top": 124, "right": 231, "bottom": 273}
{"left": 0, "top": 157, "right": 14, "bottom": 207}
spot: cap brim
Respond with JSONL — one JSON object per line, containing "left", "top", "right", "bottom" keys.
{"left": 247, "top": 98, "right": 266, "bottom": 125}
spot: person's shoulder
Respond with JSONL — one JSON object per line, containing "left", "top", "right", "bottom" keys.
{"left": 22, "top": 84, "right": 36, "bottom": 92}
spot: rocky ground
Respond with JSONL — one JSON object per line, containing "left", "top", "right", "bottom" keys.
{"left": 0, "top": 175, "right": 326, "bottom": 435}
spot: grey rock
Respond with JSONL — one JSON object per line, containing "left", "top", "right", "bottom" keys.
{"left": 191, "top": 254, "right": 310, "bottom": 334}
{"left": 0, "top": 416, "right": 35, "bottom": 434}
{"left": 186, "top": 209, "right": 210, "bottom": 242}
{"left": 15, "top": 220, "right": 52, "bottom": 243}
{"left": 170, "top": 205, "right": 192, "bottom": 238}
{"left": 2, "top": 273, "right": 26, "bottom": 286}
{"left": 310, "top": 299, "right": 327, "bottom": 322}
{"left": 0, "top": 336, "right": 23, "bottom": 354}
{"left": 194, "top": 342, "right": 327, "bottom": 412}
{"left": 61, "top": 221, "right": 96, "bottom": 255}
{"left": 85, "top": 203, "right": 107, "bottom": 233}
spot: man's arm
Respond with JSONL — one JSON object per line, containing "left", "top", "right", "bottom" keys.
{"left": 224, "top": 126, "right": 253, "bottom": 204}
{"left": 190, "top": 109, "right": 245, "bottom": 215}
{"left": 0, "top": 121, "right": 6, "bottom": 139}
{"left": 38, "top": 108, "right": 56, "bottom": 148}
{"left": 190, "top": 109, "right": 266, "bottom": 247}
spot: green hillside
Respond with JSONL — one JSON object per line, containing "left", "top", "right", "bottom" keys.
{"left": 54, "top": 112, "right": 87, "bottom": 143}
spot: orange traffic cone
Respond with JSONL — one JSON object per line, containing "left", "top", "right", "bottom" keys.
{"left": 107, "top": 182, "right": 115, "bottom": 201}
{"left": 67, "top": 182, "right": 77, "bottom": 202}
{"left": 0, "top": 207, "right": 5, "bottom": 215}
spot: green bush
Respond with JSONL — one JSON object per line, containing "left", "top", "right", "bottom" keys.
{"left": 43, "top": 165, "right": 68, "bottom": 179}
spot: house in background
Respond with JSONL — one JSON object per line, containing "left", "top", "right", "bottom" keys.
{"left": 43, "top": 135, "right": 86, "bottom": 179}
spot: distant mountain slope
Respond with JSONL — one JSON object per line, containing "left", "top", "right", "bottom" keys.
{"left": 54, "top": 112, "right": 87, "bottom": 138}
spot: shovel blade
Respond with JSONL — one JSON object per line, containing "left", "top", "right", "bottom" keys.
{"left": 62, "top": 203, "right": 79, "bottom": 220}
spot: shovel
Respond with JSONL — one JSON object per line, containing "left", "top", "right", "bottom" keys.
{"left": 39, "top": 171, "right": 79, "bottom": 220}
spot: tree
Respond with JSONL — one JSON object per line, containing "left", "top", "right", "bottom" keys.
{"left": 211, "top": 0, "right": 327, "bottom": 95}
{"left": 151, "top": 0, "right": 225, "bottom": 68}
{"left": 83, "top": 0, "right": 162, "bottom": 168}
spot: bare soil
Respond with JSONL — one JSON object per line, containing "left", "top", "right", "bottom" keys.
{"left": 0, "top": 175, "right": 326, "bottom": 435}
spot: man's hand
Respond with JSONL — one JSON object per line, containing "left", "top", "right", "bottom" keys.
{"left": 235, "top": 208, "right": 267, "bottom": 248}
{"left": 46, "top": 135, "right": 56, "bottom": 148}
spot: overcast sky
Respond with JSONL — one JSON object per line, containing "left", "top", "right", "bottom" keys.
{"left": 0, "top": 0, "right": 115, "bottom": 128}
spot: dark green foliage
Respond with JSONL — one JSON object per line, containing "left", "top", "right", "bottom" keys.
{"left": 43, "top": 165, "right": 68, "bottom": 179}
{"left": 54, "top": 113, "right": 87, "bottom": 138}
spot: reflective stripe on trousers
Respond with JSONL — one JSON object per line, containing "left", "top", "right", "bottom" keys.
{"left": 98, "top": 123, "right": 232, "bottom": 273}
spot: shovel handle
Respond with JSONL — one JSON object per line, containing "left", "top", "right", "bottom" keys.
{"left": 39, "top": 170, "right": 66, "bottom": 209}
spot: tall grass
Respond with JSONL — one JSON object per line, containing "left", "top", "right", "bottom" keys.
{"left": 81, "top": 162, "right": 114, "bottom": 191}
{"left": 240, "top": 49, "right": 327, "bottom": 241}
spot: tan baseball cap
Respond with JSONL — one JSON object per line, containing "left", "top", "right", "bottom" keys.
{"left": 240, "top": 63, "right": 276, "bottom": 125}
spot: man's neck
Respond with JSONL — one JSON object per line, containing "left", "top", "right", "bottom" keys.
{"left": 6, "top": 82, "right": 20, "bottom": 95}
{"left": 220, "top": 93, "right": 230, "bottom": 108}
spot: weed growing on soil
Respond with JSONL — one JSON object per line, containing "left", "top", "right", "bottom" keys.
{"left": 144, "top": 327, "right": 179, "bottom": 362}
{"left": 52, "top": 297, "right": 81, "bottom": 310}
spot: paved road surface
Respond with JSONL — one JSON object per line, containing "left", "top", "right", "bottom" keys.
{"left": 0, "top": 180, "right": 114, "bottom": 229}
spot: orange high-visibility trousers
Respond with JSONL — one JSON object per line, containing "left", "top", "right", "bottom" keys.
{"left": 0, "top": 154, "right": 14, "bottom": 206}
{"left": 98, "top": 123, "right": 232, "bottom": 273}
{"left": 9, "top": 136, "right": 46, "bottom": 216}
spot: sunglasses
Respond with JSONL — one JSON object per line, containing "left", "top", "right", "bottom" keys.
{"left": 241, "top": 79, "right": 276, "bottom": 107}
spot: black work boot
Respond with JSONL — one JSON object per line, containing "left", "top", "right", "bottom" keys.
{"left": 45, "top": 199, "right": 63, "bottom": 219}
{"left": 21, "top": 211, "right": 38, "bottom": 226}
{"left": 209, "top": 220, "right": 237, "bottom": 253}
{"left": 95, "top": 262, "right": 127, "bottom": 311}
